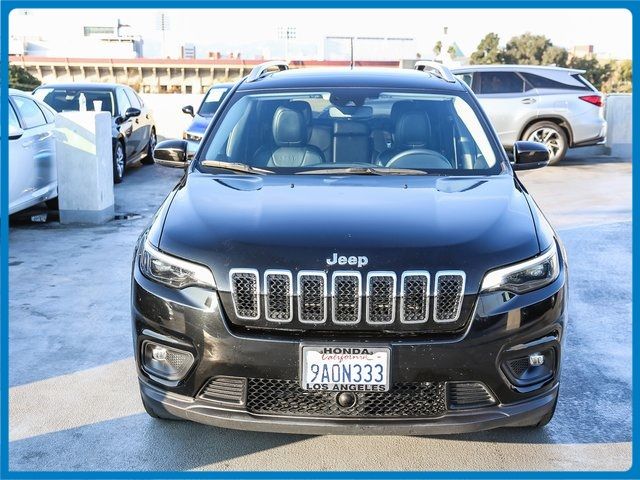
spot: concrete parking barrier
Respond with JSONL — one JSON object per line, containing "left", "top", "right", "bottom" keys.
{"left": 55, "top": 112, "right": 114, "bottom": 224}
{"left": 605, "top": 94, "right": 632, "bottom": 158}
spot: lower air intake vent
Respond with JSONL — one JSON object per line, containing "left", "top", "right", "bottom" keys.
{"left": 230, "top": 269, "right": 259, "bottom": 320}
{"left": 199, "top": 376, "right": 246, "bottom": 405}
{"left": 447, "top": 382, "right": 496, "bottom": 410}
{"left": 246, "top": 378, "right": 447, "bottom": 418}
{"left": 434, "top": 271, "right": 465, "bottom": 322}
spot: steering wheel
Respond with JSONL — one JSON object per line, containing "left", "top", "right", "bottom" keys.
{"left": 386, "top": 149, "right": 452, "bottom": 169}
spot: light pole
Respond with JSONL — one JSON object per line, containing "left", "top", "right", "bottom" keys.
{"left": 277, "top": 26, "right": 296, "bottom": 61}
{"left": 326, "top": 36, "right": 356, "bottom": 68}
{"left": 156, "top": 12, "right": 170, "bottom": 58}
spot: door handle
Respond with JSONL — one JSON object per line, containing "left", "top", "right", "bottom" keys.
{"left": 521, "top": 97, "right": 537, "bottom": 104}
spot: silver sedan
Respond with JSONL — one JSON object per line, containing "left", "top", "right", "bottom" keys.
{"left": 8, "top": 88, "right": 57, "bottom": 215}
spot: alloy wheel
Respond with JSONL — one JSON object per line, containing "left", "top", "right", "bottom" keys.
{"left": 527, "top": 127, "right": 562, "bottom": 159}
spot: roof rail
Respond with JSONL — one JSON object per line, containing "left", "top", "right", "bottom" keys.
{"left": 246, "top": 60, "right": 289, "bottom": 82}
{"left": 414, "top": 60, "right": 456, "bottom": 83}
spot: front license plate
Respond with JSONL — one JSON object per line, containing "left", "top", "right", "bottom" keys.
{"left": 301, "top": 346, "right": 391, "bottom": 392}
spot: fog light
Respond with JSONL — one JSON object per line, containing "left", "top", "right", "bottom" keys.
{"left": 529, "top": 353, "right": 545, "bottom": 366}
{"left": 142, "top": 341, "right": 194, "bottom": 381}
{"left": 152, "top": 346, "right": 167, "bottom": 361}
{"left": 502, "top": 348, "right": 556, "bottom": 388}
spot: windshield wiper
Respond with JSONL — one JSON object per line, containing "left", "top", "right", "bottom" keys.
{"left": 297, "top": 167, "right": 427, "bottom": 176}
{"left": 201, "top": 160, "right": 274, "bottom": 175}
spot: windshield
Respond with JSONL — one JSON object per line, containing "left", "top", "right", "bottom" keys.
{"left": 198, "top": 87, "right": 229, "bottom": 116}
{"left": 198, "top": 89, "right": 502, "bottom": 175}
{"left": 33, "top": 88, "right": 115, "bottom": 115}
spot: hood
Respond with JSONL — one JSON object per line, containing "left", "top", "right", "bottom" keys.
{"left": 185, "top": 114, "right": 211, "bottom": 136}
{"left": 158, "top": 173, "right": 539, "bottom": 293}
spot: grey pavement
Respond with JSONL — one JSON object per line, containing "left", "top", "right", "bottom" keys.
{"left": 8, "top": 153, "right": 632, "bottom": 471}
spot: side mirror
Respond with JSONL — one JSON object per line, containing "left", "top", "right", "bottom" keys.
{"left": 125, "top": 107, "right": 141, "bottom": 119}
{"left": 182, "top": 105, "right": 195, "bottom": 117}
{"left": 154, "top": 139, "right": 188, "bottom": 168}
{"left": 511, "top": 141, "right": 550, "bottom": 171}
{"left": 9, "top": 124, "right": 24, "bottom": 140}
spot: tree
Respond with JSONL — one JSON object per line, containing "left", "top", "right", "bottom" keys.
{"left": 602, "top": 60, "right": 632, "bottom": 93}
{"left": 9, "top": 65, "right": 41, "bottom": 91}
{"left": 567, "top": 56, "right": 612, "bottom": 91}
{"left": 542, "top": 46, "right": 568, "bottom": 67}
{"left": 433, "top": 41, "right": 442, "bottom": 56}
{"left": 503, "top": 33, "right": 553, "bottom": 65}
{"left": 447, "top": 45, "right": 457, "bottom": 60}
{"left": 470, "top": 33, "right": 503, "bottom": 65}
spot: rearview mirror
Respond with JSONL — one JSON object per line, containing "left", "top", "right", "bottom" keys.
{"left": 154, "top": 139, "right": 188, "bottom": 168}
{"left": 511, "top": 141, "right": 550, "bottom": 171}
{"left": 9, "top": 124, "right": 24, "bottom": 140}
{"left": 182, "top": 105, "right": 195, "bottom": 117}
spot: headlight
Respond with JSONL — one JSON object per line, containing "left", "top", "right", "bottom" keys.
{"left": 481, "top": 243, "right": 560, "bottom": 294}
{"left": 183, "top": 131, "right": 202, "bottom": 142}
{"left": 139, "top": 240, "right": 215, "bottom": 289}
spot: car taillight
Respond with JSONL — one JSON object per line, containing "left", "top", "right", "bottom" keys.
{"left": 579, "top": 95, "right": 603, "bottom": 107}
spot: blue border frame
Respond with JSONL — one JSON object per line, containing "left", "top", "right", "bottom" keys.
{"left": 1, "top": 0, "right": 637, "bottom": 478}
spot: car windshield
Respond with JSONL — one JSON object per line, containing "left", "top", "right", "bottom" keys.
{"left": 198, "top": 87, "right": 229, "bottom": 116}
{"left": 33, "top": 88, "right": 115, "bottom": 115}
{"left": 198, "top": 89, "right": 502, "bottom": 175}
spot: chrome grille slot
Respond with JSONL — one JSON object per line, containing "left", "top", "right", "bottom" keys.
{"left": 434, "top": 271, "right": 465, "bottom": 322}
{"left": 229, "top": 269, "right": 260, "bottom": 320}
{"left": 297, "top": 271, "right": 327, "bottom": 323}
{"left": 366, "top": 272, "right": 396, "bottom": 324}
{"left": 400, "top": 271, "right": 430, "bottom": 323}
{"left": 264, "top": 270, "right": 292, "bottom": 322}
{"left": 332, "top": 272, "right": 361, "bottom": 324}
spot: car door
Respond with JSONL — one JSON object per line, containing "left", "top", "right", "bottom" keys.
{"left": 9, "top": 95, "right": 56, "bottom": 214}
{"left": 115, "top": 87, "right": 139, "bottom": 158}
{"left": 124, "top": 87, "right": 150, "bottom": 151}
{"left": 472, "top": 71, "right": 539, "bottom": 147}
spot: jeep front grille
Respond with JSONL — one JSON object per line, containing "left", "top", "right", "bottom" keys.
{"left": 400, "top": 271, "right": 430, "bottom": 323}
{"left": 229, "top": 269, "right": 260, "bottom": 320}
{"left": 366, "top": 272, "right": 396, "bottom": 324}
{"left": 297, "top": 271, "right": 327, "bottom": 323}
{"left": 332, "top": 273, "right": 361, "bottom": 324}
{"left": 264, "top": 270, "right": 292, "bottom": 322}
{"left": 434, "top": 271, "right": 466, "bottom": 323}
{"left": 227, "top": 269, "right": 467, "bottom": 327}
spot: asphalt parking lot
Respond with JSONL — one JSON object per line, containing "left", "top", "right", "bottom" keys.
{"left": 8, "top": 151, "right": 631, "bottom": 472}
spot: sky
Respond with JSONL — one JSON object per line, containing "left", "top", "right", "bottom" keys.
{"left": 9, "top": 8, "right": 633, "bottom": 60}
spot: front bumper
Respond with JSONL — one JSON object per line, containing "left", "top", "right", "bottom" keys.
{"left": 131, "top": 255, "right": 567, "bottom": 434}
{"left": 140, "top": 378, "right": 558, "bottom": 435}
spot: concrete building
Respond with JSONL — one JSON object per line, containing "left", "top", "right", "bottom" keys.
{"left": 9, "top": 56, "right": 399, "bottom": 94}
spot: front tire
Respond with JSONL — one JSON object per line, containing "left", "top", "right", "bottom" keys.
{"left": 522, "top": 121, "right": 568, "bottom": 165}
{"left": 113, "top": 141, "right": 125, "bottom": 184}
{"left": 141, "top": 128, "right": 156, "bottom": 165}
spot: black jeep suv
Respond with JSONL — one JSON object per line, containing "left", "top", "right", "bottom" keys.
{"left": 131, "top": 61, "right": 567, "bottom": 434}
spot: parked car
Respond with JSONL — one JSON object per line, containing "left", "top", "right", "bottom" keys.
{"left": 33, "top": 83, "right": 156, "bottom": 183}
{"left": 451, "top": 65, "right": 606, "bottom": 164}
{"left": 181, "top": 83, "right": 232, "bottom": 157}
{"left": 8, "top": 88, "right": 58, "bottom": 215}
{"left": 132, "top": 61, "right": 567, "bottom": 434}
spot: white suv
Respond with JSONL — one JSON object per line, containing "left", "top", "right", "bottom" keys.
{"left": 452, "top": 65, "right": 607, "bottom": 164}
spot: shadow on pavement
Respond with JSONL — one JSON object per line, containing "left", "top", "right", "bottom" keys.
{"left": 9, "top": 413, "right": 308, "bottom": 471}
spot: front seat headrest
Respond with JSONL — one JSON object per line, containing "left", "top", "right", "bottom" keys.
{"left": 394, "top": 111, "right": 432, "bottom": 148}
{"left": 272, "top": 106, "right": 308, "bottom": 147}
